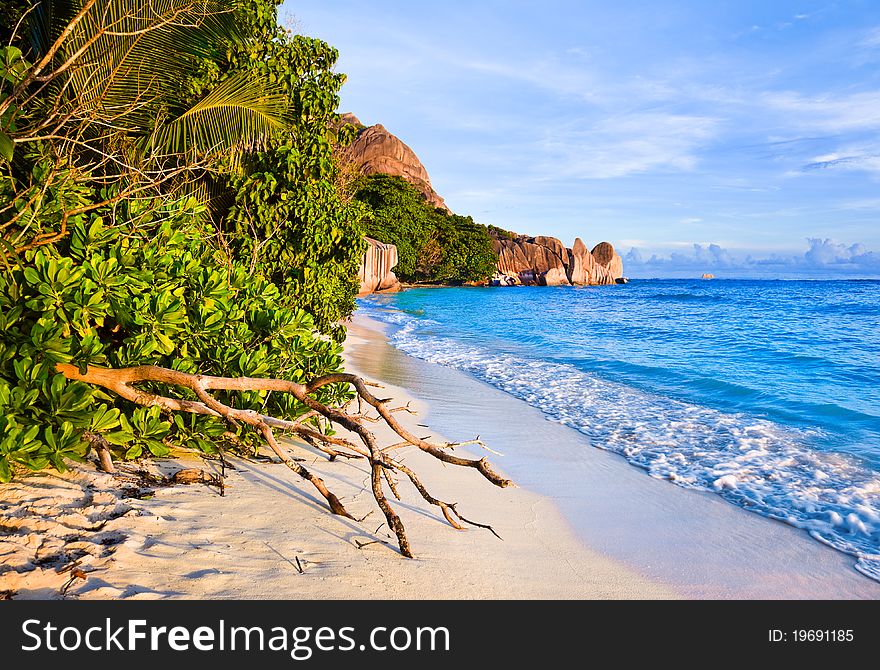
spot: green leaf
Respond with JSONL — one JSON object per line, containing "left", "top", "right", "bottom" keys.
{"left": 0, "top": 132, "right": 12, "bottom": 162}
{"left": 105, "top": 430, "right": 134, "bottom": 446}
{"left": 23, "top": 424, "right": 40, "bottom": 443}
{"left": 153, "top": 73, "right": 287, "bottom": 156}
{"left": 145, "top": 440, "right": 170, "bottom": 457}
{"left": 50, "top": 453, "right": 68, "bottom": 472}
{"left": 194, "top": 437, "right": 216, "bottom": 454}
{"left": 0, "top": 457, "right": 11, "bottom": 483}
{"left": 154, "top": 331, "right": 175, "bottom": 354}
{"left": 90, "top": 405, "right": 121, "bottom": 432}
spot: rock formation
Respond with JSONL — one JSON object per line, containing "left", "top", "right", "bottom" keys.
{"left": 341, "top": 114, "right": 450, "bottom": 212}
{"left": 341, "top": 112, "right": 625, "bottom": 291}
{"left": 358, "top": 237, "right": 401, "bottom": 296}
{"left": 492, "top": 235, "right": 624, "bottom": 286}
{"left": 590, "top": 241, "right": 624, "bottom": 281}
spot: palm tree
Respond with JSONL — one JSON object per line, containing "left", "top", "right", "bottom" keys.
{"left": 2, "top": 0, "right": 287, "bottom": 251}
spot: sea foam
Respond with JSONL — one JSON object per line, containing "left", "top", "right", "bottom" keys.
{"left": 360, "top": 300, "right": 880, "bottom": 582}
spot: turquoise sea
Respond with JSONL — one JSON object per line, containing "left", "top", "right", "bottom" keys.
{"left": 358, "top": 280, "right": 880, "bottom": 580}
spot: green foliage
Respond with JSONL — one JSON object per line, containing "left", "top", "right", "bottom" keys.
{"left": 354, "top": 174, "right": 497, "bottom": 283}
{"left": 0, "top": 0, "right": 362, "bottom": 480}
{"left": 106, "top": 407, "right": 172, "bottom": 460}
{"left": 224, "top": 133, "right": 366, "bottom": 339}
{"left": 0, "top": 1, "right": 31, "bottom": 46}
{"left": 56, "top": 1, "right": 287, "bottom": 158}
{"left": 432, "top": 214, "right": 499, "bottom": 283}
{"left": 215, "top": 5, "right": 366, "bottom": 339}
{"left": 0, "top": 194, "right": 349, "bottom": 479}
{"left": 487, "top": 225, "right": 517, "bottom": 241}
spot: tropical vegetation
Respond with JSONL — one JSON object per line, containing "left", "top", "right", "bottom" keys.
{"left": 354, "top": 173, "right": 497, "bottom": 284}
{"left": 0, "top": 0, "right": 512, "bottom": 562}
{"left": 0, "top": 0, "right": 363, "bottom": 481}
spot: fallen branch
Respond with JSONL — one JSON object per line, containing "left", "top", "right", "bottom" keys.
{"left": 170, "top": 468, "right": 224, "bottom": 495}
{"left": 56, "top": 363, "right": 512, "bottom": 557}
{"left": 82, "top": 431, "right": 116, "bottom": 473}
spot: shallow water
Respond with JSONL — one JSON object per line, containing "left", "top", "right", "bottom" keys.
{"left": 358, "top": 280, "right": 880, "bottom": 580}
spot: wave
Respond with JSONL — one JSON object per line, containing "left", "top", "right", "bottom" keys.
{"left": 359, "top": 299, "right": 880, "bottom": 581}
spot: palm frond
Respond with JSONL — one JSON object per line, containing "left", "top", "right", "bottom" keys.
{"left": 152, "top": 73, "right": 288, "bottom": 156}
{"left": 65, "top": 2, "right": 235, "bottom": 119}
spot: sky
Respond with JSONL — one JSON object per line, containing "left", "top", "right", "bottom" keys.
{"left": 284, "top": 1, "right": 880, "bottom": 277}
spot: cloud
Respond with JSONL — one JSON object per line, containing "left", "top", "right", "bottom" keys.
{"left": 448, "top": 48, "right": 880, "bottom": 182}
{"left": 624, "top": 239, "right": 880, "bottom": 277}
{"left": 462, "top": 56, "right": 603, "bottom": 103}
{"left": 801, "top": 147, "right": 880, "bottom": 174}
{"left": 859, "top": 27, "right": 880, "bottom": 49}
{"left": 802, "top": 238, "right": 879, "bottom": 267}
{"left": 537, "top": 113, "right": 719, "bottom": 179}
{"left": 762, "top": 90, "right": 880, "bottom": 133}
{"left": 625, "top": 247, "right": 644, "bottom": 264}
{"left": 839, "top": 198, "right": 880, "bottom": 210}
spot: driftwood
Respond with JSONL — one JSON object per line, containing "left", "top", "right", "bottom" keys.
{"left": 56, "top": 363, "right": 512, "bottom": 557}
{"left": 81, "top": 431, "right": 116, "bottom": 473}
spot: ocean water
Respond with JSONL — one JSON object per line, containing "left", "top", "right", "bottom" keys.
{"left": 357, "top": 280, "right": 880, "bottom": 581}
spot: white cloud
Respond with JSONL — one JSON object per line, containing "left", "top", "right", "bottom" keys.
{"left": 762, "top": 90, "right": 880, "bottom": 133}
{"left": 803, "top": 238, "right": 877, "bottom": 266}
{"left": 536, "top": 113, "right": 719, "bottom": 179}
{"left": 618, "top": 239, "right": 648, "bottom": 249}
{"left": 456, "top": 50, "right": 684, "bottom": 106}
{"left": 442, "top": 48, "right": 880, "bottom": 183}
{"left": 859, "top": 27, "right": 880, "bottom": 49}
{"left": 800, "top": 144, "right": 880, "bottom": 174}
{"left": 624, "top": 239, "right": 880, "bottom": 277}
{"left": 839, "top": 198, "right": 880, "bottom": 210}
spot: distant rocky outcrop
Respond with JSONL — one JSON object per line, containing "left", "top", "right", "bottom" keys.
{"left": 590, "top": 242, "right": 624, "bottom": 280}
{"left": 341, "top": 113, "right": 624, "bottom": 291}
{"left": 492, "top": 235, "right": 623, "bottom": 286}
{"left": 341, "top": 113, "right": 450, "bottom": 213}
{"left": 358, "top": 237, "right": 401, "bottom": 296}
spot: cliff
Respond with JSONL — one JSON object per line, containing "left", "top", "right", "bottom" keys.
{"left": 492, "top": 235, "right": 624, "bottom": 286}
{"left": 342, "top": 113, "right": 623, "bottom": 291}
{"left": 357, "top": 237, "right": 401, "bottom": 296}
{"left": 341, "top": 113, "right": 450, "bottom": 213}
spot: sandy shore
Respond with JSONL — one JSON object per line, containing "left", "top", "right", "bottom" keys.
{"left": 0, "top": 332, "right": 675, "bottom": 600}
{"left": 3, "top": 312, "right": 878, "bottom": 599}
{"left": 346, "top": 313, "right": 880, "bottom": 599}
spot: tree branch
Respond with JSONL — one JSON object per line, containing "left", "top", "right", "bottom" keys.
{"left": 55, "top": 363, "right": 511, "bottom": 557}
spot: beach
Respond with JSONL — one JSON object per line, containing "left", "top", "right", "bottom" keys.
{"left": 1, "top": 322, "right": 671, "bottom": 600}
{"left": 345, "top": 313, "right": 880, "bottom": 598}
{"left": 3, "top": 312, "right": 878, "bottom": 599}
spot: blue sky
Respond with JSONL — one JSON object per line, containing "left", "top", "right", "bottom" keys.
{"left": 285, "top": 1, "right": 880, "bottom": 277}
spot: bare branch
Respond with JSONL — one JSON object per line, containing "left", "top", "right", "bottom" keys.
{"left": 54, "top": 362, "right": 512, "bottom": 557}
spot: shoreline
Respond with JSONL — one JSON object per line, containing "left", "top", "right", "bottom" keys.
{"left": 345, "top": 312, "right": 880, "bottom": 599}
{"left": 3, "top": 310, "right": 877, "bottom": 599}
{"left": 0, "top": 331, "right": 675, "bottom": 601}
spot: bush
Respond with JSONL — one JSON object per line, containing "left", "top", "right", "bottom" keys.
{"left": 0, "top": 192, "right": 348, "bottom": 481}
{"left": 0, "top": 1, "right": 361, "bottom": 480}
{"left": 354, "top": 174, "right": 497, "bottom": 283}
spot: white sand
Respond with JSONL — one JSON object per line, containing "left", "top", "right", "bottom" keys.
{"left": 0, "top": 467, "right": 135, "bottom": 598}
{"left": 0, "top": 332, "right": 675, "bottom": 600}
{"left": 3, "top": 313, "right": 878, "bottom": 599}
{"left": 347, "top": 313, "right": 880, "bottom": 599}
